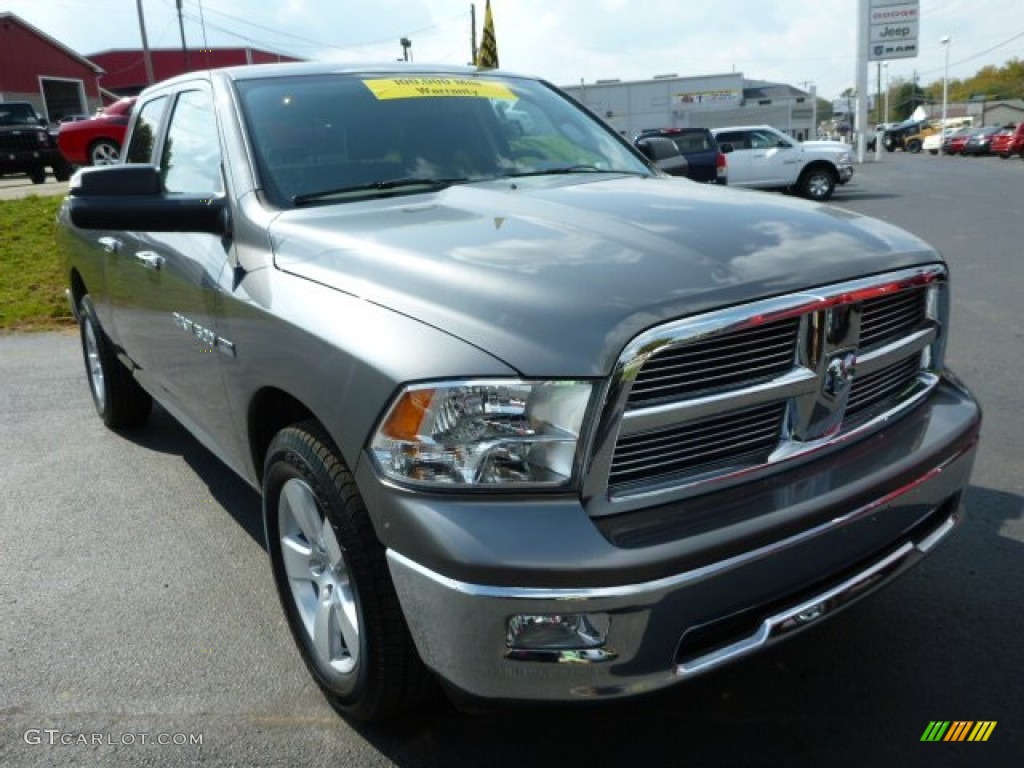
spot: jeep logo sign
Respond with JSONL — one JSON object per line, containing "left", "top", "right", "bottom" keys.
{"left": 870, "top": 21, "right": 919, "bottom": 43}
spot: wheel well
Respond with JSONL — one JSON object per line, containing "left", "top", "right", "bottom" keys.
{"left": 800, "top": 161, "right": 837, "bottom": 181}
{"left": 88, "top": 137, "right": 120, "bottom": 152}
{"left": 248, "top": 388, "right": 318, "bottom": 484}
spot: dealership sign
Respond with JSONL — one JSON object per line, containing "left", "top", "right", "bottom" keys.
{"left": 868, "top": 0, "right": 919, "bottom": 61}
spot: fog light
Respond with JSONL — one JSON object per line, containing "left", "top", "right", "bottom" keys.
{"left": 506, "top": 613, "right": 609, "bottom": 650}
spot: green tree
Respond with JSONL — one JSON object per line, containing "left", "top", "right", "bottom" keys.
{"left": 921, "top": 57, "right": 1024, "bottom": 103}
{"left": 889, "top": 78, "right": 927, "bottom": 121}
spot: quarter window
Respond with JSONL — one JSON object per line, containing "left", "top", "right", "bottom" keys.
{"left": 125, "top": 96, "right": 168, "bottom": 164}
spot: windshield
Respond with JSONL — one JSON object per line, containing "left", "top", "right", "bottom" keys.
{"left": 235, "top": 73, "right": 651, "bottom": 207}
{"left": 0, "top": 104, "right": 41, "bottom": 127}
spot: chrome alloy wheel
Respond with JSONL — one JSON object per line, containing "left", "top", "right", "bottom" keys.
{"left": 278, "top": 478, "right": 360, "bottom": 676}
{"left": 91, "top": 141, "right": 120, "bottom": 165}
{"left": 83, "top": 317, "right": 106, "bottom": 412}
{"left": 804, "top": 171, "right": 833, "bottom": 200}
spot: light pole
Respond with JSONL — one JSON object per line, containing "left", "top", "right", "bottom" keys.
{"left": 940, "top": 36, "right": 951, "bottom": 129}
{"left": 883, "top": 63, "right": 889, "bottom": 124}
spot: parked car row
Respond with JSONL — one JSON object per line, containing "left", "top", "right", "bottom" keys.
{"left": 633, "top": 124, "right": 853, "bottom": 201}
{"left": 932, "top": 124, "right": 1024, "bottom": 157}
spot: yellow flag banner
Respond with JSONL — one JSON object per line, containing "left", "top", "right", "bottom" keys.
{"left": 476, "top": 0, "right": 499, "bottom": 69}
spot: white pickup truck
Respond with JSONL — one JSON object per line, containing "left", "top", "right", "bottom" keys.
{"left": 712, "top": 125, "right": 853, "bottom": 201}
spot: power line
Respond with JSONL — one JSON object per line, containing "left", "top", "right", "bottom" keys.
{"left": 175, "top": 1, "right": 464, "bottom": 57}
{"left": 914, "top": 29, "right": 1024, "bottom": 79}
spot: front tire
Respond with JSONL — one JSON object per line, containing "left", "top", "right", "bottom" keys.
{"left": 52, "top": 159, "right": 73, "bottom": 181}
{"left": 797, "top": 166, "right": 836, "bottom": 202}
{"left": 906, "top": 139, "right": 922, "bottom": 153}
{"left": 263, "top": 422, "right": 432, "bottom": 721}
{"left": 78, "top": 296, "right": 152, "bottom": 428}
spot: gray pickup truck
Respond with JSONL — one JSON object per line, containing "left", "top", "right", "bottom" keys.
{"left": 57, "top": 62, "right": 981, "bottom": 722}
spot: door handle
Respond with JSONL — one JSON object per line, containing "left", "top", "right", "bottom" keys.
{"left": 98, "top": 236, "right": 122, "bottom": 254}
{"left": 135, "top": 251, "right": 165, "bottom": 271}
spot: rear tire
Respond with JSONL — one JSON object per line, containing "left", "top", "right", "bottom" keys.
{"left": 89, "top": 139, "right": 120, "bottom": 166}
{"left": 78, "top": 296, "right": 152, "bottom": 428}
{"left": 906, "top": 139, "right": 922, "bottom": 153}
{"left": 263, "top": 422, "right": 433, "bottom": 721}
{"left": 29, "top": 168, "right": 46, "bottom": 184}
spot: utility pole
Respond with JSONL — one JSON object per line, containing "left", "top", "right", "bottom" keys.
{"left": 855, "top": 0, "right": 869, "bottom": 162}
{"left": 176, "top": 0, "right": 191, "bottom": 73}
{"left": 135, "top": 0, "right": 155, "bottom": 86}
{"left": 876, "top": 61, "right": 881, "bottom": 126}
{"left": 470, "top": 4, "right": 477, "bottom": 66}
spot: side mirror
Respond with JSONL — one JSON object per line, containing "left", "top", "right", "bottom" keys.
{"left": 635, "top": 136, "right": 689, "bottom": 177}
{"left": 719, "top": 143, "right": 734, "bottom": 154}
{"left": 68, "top": 164, "right": 230, "bottom": 237}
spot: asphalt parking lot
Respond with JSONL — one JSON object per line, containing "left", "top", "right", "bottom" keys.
{"left": 1, "top": 151, "right": 1022, "bottom": 767}
{"left": 0, "top": 173, "right": 68, "bottom": 200}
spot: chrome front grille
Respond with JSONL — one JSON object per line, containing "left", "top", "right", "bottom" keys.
{"left": 628, "top": 318, "right": 799, "bottom": 405}
{"left": 860, "top": 289, "right": 927, "bottom": 350}
{"left": 609, "top": 403, "right": 786, "bottom": 487}
{"left": 591, "top": 267, "right": 947, "bottom": 513}
{"left": 846, "top": 355, "right": 923, "bottom": 425}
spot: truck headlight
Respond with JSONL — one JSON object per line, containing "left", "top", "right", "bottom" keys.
{"left": 371, "top": 380, "right": 594, "bottom": 487}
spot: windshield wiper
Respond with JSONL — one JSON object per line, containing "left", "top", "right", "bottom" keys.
{"left": 502, "top": 166, "right": 646, "bottom": 178}
{"left": 293, "top": 177, "right": 469, "bottom": 205}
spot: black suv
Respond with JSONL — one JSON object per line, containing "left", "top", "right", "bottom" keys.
{"left": 635, "top": 127, "right": 727, "bottom": 184}
{"left": 0, "top": 102, "right": 72, "bottom": 184}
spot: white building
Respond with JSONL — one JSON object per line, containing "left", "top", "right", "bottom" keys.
{"left": 560, "top": 72, "right": 818, "bottom": 141}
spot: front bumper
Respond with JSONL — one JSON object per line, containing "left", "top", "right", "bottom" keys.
{"left": 838, "top": 164, "right": 854, "bottom": 184}
{"left": 0, "top": 149, "right": 48, "bottom": 175}
{"left": 371, "top": 377, "right": 979, "bottom": 702}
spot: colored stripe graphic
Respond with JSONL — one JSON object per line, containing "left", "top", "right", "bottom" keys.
{"left": 944, "top": 721, "right": 973, "bottom": 741}
{"left": 921, "top": 720, "right": 996, "bottom": 742}
{"left": 968, "top": 722, "right": 997, "bottom": 742}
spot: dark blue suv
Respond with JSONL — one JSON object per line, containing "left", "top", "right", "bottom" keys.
{"left": 635, "top": 127, "right": 727, "bottom": 184}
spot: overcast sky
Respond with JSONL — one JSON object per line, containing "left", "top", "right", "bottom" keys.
{"left": 5, "top": 0, "right": 1022, "bottom": 98}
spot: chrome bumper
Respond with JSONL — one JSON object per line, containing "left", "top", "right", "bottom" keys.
{"left": 387, "top": 466, "right": 969, "bottom": 702}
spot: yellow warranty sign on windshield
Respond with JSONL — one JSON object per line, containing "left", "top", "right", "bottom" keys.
{"left": 362, "top": 78, "right": 516, "bottom": 101}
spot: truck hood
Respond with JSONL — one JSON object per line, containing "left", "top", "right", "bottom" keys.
{"left": 270, "top": 175, "right": 938, "bottom": 377}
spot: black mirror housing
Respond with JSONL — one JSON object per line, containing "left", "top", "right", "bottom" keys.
{"left": 68, "top": 165, "right": 229, "bottom": 236}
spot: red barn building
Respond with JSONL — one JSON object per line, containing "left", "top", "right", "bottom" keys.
{"left": 88, "top": 47, "right": 303, "bottom": 96}
{"left": 2, "top": 11, "right": 302, "bottom": 121}
{"left": 0, "top": 12, "right": 105, "bottom": 122}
